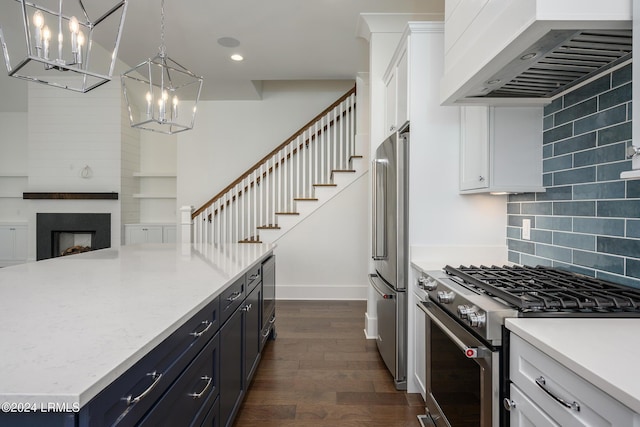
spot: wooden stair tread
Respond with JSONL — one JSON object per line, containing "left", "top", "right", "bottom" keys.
{"left": 313, "top": 183, "right": 337, "bottom": 187}
{"left": 332, "top": 169, "right": 356, "bottom": 173}
{"left": 239, "top": 238, "right": 262, "bottom": 244}
{"left": 257, "top": 225, "right": 281, "bottom": 230}
{"left": 275, "top": 212, "right": 300, "bottom": 215}
{"left": 294, "top": 197, "right": 319, "bottom": 201}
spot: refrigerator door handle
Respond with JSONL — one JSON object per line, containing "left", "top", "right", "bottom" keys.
{"left": 372, "top": 159, "right": 387, "bottom": 260}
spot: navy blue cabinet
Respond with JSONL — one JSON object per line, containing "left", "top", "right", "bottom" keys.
{"left": 219, "top": 304, "right": 244, "bottom": 427}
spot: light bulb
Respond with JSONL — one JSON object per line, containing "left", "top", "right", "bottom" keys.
{"left": 77, "top": 32, "right": 84, "bottom": 47}
{"left": 145, "top": 92, "right": 153, "bottom": 118}
{"left": 172, "top": 96, "right": 178, "bottom": 107}
{"left": 33, "top": 10, "right": 45, "bottom": 53}
{"left": 33, "top": 10, "right": 44, "bottom": 29}
{"left": 69, "top": 16, "right": 79, "bottom": 34}
{"left": 42, "top": 25, "right": 51, "bottom": 59}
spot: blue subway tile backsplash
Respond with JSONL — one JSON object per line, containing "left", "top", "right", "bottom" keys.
{"left": 507, "top": 62, "right": 640, "bottom": 288}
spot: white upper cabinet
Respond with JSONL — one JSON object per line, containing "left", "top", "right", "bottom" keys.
{"left": 384, "top": 39, "right": 409, "bottom": 136}
{"left": 460, "top": 106, "right": 545, "bottom": 194}
{"left": 441, "top": 0, "right": 631, "bottom": 105}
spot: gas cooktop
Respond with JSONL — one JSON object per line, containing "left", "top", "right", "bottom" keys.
{"left": 444, "top": 265, "right": 640, "bottom": 316}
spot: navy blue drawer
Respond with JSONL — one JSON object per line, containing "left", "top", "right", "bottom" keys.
{"left": 219, "top": 277, "right": 245, "bottom": 325}
{"left": 79, "top": 296, "right": 219, "bottom": 427}
{"left": 138, "top": 332, "right": 219, "bottom": 427}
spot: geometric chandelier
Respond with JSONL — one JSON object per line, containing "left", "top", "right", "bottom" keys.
{"left": 121, "top": 0, "right": 202, "bottom": 134}
{"left": 0, "top": 0, "right": 129, "bottom": 93}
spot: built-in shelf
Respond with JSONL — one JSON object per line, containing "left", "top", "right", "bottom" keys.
{"left": 23, "top": 192, "right": 119, "bottom": 200}
{"left": 133, "top": 172, "right": 177, "bottom": 178}
{"left": 133, "top": 194, "right": 176, "bottom": 199}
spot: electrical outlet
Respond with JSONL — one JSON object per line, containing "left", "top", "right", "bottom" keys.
{"left": 522, "top": 219, "right": 531, "bottom": 240}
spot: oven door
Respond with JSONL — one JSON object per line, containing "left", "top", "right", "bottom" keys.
{"left": 419, "top": 301, "right": 500, "bottom": 427}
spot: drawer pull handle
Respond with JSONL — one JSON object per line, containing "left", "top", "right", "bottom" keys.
{"left": 188, "top": 376, "right": 212, "bottom": 399}
{"left": 242, "top": 303, "right": 252, "bottom": 312}
{"left": 262, "top": 328, "right": 271, "bottom": 338}
{"left": 123, "top": 371, "right": 163, "bottom": 406}
{"left": 249, "top": 274, "right": 259, "bottom": 281}
{"left": 535, "top": 376, "right": 580, "bottom": 412}
{"left": 226, "top": 291, "right": 242, "bottom": 302}
{"left": 189, "top": 320, "right": 213, "bottom": 338}
{"left": 269, "top": 315, "right": 276, "bottom": 325}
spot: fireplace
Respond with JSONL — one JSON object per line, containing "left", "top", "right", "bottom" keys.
{"left": 36, "top": 213, "right": 111, "bottom": 260}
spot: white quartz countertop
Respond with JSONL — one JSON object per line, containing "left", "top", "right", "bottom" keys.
{"left": 506, "top": 318, "right": 640, "bottom": 414}
{"left": 410, "top": 244, "right": 508, "bottom": 273}
{"left": 0, "top": 242, "right": 275, "bottom": 408}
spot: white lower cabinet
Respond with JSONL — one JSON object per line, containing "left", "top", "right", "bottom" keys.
{"left": 509, "top": 334, "right": 640, "bottom": 426}
{"left": 124, "top": 224, "right": 176, "bottom": 245}
{"left": 0, "top": 224, "right": 27, "bottom": 267}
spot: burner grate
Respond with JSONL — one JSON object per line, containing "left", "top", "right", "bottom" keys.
{"left": 444, "top": 265, "right": 640, "bottom": 315}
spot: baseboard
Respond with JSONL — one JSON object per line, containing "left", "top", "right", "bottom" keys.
{"left": 364, "top": 311, "right": 377, "bottom": 339}
{"left": 276, "top": 284, "right": 367, "bottom": 300}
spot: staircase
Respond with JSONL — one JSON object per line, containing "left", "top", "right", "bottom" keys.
{"left": 191, "top": 87, "right": 363, "bottom": 245}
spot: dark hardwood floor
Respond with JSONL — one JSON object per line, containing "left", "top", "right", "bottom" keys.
{"left": 233, "top": 300, "right": 425, "bottom": 427}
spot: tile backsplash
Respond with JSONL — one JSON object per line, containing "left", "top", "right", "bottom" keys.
{"left": 507, "top": 62, "right": 640, "bottom": 288}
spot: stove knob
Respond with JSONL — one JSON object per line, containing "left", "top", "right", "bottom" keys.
{"left": 437, "top": 291, "right": 455, "bottom": 304}
{"left": 457, "top": 304, "right": 472, "bottom": 319}
{"left": 468, "top": 311, "right": 486, "bottom": 328}
{"left": 419, "top": 277, "right": 438, "bottom": 291}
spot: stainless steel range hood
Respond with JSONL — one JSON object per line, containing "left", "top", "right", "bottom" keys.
{"left": 441, "top": 0, "right": 632, "bottom": 106}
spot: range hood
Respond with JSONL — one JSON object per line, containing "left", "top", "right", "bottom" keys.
{"left": 441, "top": 0, "right": 632, "bottom": 106}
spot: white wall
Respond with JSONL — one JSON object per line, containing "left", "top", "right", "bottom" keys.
{"left": 0, "top": 112, "right": 28, "bottom": 221}
{"left": 25, "top": 80, "right": 124, "bottom": 258}
{"left": 275, "top": 173, "right": 370, "bottom": 299}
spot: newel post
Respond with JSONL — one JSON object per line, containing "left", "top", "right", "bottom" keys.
{"left": 180, "top": 206, "right": 193, "bottom": 244}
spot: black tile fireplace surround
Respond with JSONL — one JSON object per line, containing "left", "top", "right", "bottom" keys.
{"left": 36, "top": 213, "right": 111, "bottom": 261}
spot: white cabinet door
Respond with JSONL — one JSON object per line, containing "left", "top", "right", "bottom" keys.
{"left": 412, "top": 295, "right": 426, "bottom": 398}
{"left": 384, "top": 71, "right": 397, "bottom": 136}
{"left": 163, "top": 225, "right": 176, "bottom": 243}
{"left": 396, "top": 48, "right": 409, "bottom": 129}
{"left": 460, "top": 106, "right": 489, "bottom": 191}
{"left": 460, "top": 106, "right": 544, "bottom": 193}
{"left": 125, "top": 225, "right": 164, "bottom": 244}
{"left": 0, "top": 227, "right": 14, "bottom": 260}
{"left": 0, "top": 225, "right": 27, "bottom": 265}
{"left": 509, "top": 384, "right": 561, "bottom": 427}
{"left": 384, "top": 43, "right": 409, "bottom": 137}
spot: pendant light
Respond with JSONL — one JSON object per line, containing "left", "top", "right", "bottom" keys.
{"left": 0, "top": 0, "right": 128, "bottom": 93}
{"left": 121, "top": 0, "right": 203, "bottom": 135}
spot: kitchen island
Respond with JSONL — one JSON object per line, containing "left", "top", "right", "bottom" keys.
{"left": 0, "top": 242, "right": 275, "bottom": 426}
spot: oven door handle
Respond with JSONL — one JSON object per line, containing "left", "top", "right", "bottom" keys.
{"left": 419, "top": 301, "right": 487, "bottom": 358}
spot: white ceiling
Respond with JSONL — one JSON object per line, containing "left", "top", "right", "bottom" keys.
{"left": 0, "top": 0, "right": 444, "bottom": 107}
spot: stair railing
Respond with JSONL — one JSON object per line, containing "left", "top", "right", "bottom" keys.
{"left": 192, "top": 86, "right": 356, "bottom": 244}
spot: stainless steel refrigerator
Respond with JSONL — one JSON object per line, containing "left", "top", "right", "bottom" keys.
{"left": 369, "top": 129, "right": 408, "bottom": 390}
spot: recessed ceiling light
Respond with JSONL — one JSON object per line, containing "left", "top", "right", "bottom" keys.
{"left": 487, "top": 79, "right": 501, "bottom": 85}
{"left": 217, "top": 37, "right": 240, "bottom": 48}
{"left": 520, "top": 52, "right": 537, "bottom": 61}
{"left": 230, "top": 54, "right": 244, "bottom": 62}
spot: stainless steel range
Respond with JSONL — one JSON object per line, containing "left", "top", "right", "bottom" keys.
{"left": 417, "top": 265, "right": 640, "bottom": 427}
